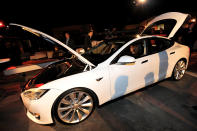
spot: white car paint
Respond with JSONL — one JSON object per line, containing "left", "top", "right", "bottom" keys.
{"left": 142, "top": 12, "right": 189, "bottom": 38}
{"left": 20, "top": 12, "right": 190, "bottom": 124}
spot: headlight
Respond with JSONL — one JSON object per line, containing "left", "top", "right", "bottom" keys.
{"left": 23, "top": 89, "right": 49, "bottom": 100}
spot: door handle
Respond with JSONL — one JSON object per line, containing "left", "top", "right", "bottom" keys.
{"left": 141, "top": 60, "right": 148, "bottom": 64}
{"left": 96, "top": 77, "right": 103, "bottom": 81}
{"left": 170, "top": 51, "right": 175, "bottom": 55}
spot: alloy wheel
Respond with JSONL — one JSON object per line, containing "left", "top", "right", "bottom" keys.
{"left": 57, "top": 91, "right": 94, "bottom": 124}
{"left": 173, "top": 60, "right": 186, "bottom": 80}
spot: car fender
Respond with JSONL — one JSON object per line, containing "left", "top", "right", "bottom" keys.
{"left": 40, "top": 66, "right": 111, "bottom": 105}
{"left": 167, "top": 42, "right": 189, "bottom": 77}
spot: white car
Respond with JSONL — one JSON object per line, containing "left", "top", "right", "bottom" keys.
{"left": 19, "top": 12, "right": 190, "bottom": 125}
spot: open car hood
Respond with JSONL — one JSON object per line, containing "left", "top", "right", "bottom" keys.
{"left": 9, "top": 23, "right": 95, "bottom": 67}
{"left": 141, "top": 12, "right": 189, "bottom": 38}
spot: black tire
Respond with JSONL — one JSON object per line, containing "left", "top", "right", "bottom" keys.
{"left": 53, "top": 88, "right": 96, "bottom": 124}
{"left": 172, "top": 59, "right": 186, "bottom": 81}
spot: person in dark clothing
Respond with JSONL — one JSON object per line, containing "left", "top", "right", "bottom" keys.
{"left": 64, "top": 32, "right": 75, "bottom": 49}
{"left": 187, "top": 22, "right": 197, "bottom": 52}
{"left": 61, "top": 32, "right": 76, "bottom": 58}
{"left": 175, "top": 20, "right": 196, "bottom": 52}
{"left": 84, "top": 30, "right": 93, "bottom": 51}
{"left": 4, "top": 41, "right": 22, "bottom": 66}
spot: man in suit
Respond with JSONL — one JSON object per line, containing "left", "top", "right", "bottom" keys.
{"left": 84, "top": 30, "right": 93, "bottom": 51}
{"left": 64, "top": 32, "right": 75, "bottom": 49}
{"left": 62, "top": 32, "right": 76, "bottom": 57}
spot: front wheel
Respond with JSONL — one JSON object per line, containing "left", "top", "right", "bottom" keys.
{"left": 172, "top": 60, "right": 186, "bottom": 80}
{"left": 54, "top": 89, "right": 95, "bottom": 124}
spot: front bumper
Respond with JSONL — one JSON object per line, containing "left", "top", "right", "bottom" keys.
{"left": 21, "top": 88, "right": 63, "bottom": 124}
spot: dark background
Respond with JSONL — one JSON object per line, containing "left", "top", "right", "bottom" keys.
{"left": 1, "top": 0, "right": 197, "bottom": 31}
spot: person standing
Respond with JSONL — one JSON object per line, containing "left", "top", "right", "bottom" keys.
{"left": 186, "top": 21, "right": 196, "bottom": 52}
{"left": 60, "top": 32, "right": 76, "bottom": 57}
{"left": 64, "top": 32, "right": 75, "bottom": 49}
{"left": 84, "top": 30, "right": 93, "bottom": 51}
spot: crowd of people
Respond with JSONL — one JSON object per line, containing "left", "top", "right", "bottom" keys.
{"left": 57, "top": 27, "right": 119, "bottom": 57}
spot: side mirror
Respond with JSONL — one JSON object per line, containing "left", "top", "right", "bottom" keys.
{"left": 117, "top": 56, "right": 136, "bottom": 65}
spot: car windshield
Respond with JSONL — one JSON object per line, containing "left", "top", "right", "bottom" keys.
{"left": 82, "top": 39, "right": 128, "bottom": 65}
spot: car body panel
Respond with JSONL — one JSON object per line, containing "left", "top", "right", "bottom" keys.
{"left": 39, "top": 65, "right": 112, "bottom": 105}
{"left": 153, "top": 42, "right": 189, "bottom": 81}
{"left": 109, "top": 54, "right": 157, "bottom": 99}
{"left": 165, "top": 42, "right": 190, "bottom": 74}
{"left": 21, "top": 88, "right": 63, "bottom": 124}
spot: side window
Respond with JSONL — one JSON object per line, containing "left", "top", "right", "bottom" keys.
{"left": 111, "top": 39, "right": 147, "bottom": 64}
{"left": 128, "top": 40, "right": 146, "bottom": 59}
{"left": 143, "top": 19, "right": 177, "bottom": 37}
{"left": 146, "top": 38, "right": 173, "bottom": 55}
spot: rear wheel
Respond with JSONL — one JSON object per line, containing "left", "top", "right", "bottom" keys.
{"left": 54, "top": 88, "right": 95, "bottom": 124}
{"left": 172, "top": 60, "right": 186, "bottom": 80}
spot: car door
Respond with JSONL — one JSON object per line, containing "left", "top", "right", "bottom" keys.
{"left": 146, "top": 37, "right": 175, "bottom": 81}
{"left": 108, "top": 38, "right": 157, "bottom": 100}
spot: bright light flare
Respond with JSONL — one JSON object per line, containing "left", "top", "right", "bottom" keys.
{"left": 191, "top": 18, "right": 196, "bottom": 23}
{"left": 138, "top": 0, "right": 146, "bottom": 3}
{"left": 136, "top": 34, "right": 140, "bottom": 38}
{"left": 0, "top": 21, "right": 5, "bottom": 27}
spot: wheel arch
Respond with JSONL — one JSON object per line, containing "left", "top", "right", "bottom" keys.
{"left": 177, "top": 57, "right": 188, "bottom": 68}
{"left": 180, "top": 57, "right": 187, "bottom": 63}
{"left": 171, "top": 57, "right": 188, "bottom": 73}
